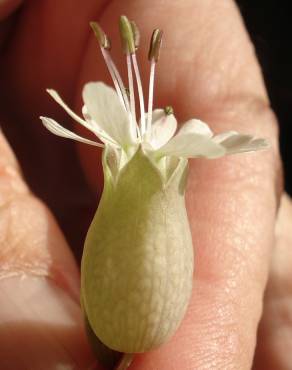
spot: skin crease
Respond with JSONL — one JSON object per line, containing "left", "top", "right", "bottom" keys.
{"left": 0, "top": 0, "right": 291, "bottom": 369}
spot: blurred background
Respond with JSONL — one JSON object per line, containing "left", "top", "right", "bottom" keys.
{"left": 237, "top": 0, "right": 292, "bottom": 195}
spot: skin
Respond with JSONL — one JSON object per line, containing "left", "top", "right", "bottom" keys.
{"left": 0, "top": 0, "right": 291, "bottom": 369}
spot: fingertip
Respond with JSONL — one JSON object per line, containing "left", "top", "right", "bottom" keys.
{"left": 0, "top": 276, "right": 94, "bottom": 369}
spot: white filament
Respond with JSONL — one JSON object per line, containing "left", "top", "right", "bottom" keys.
{"left": 101, "top": 48, "right": 126, "bottom": 111}
{"left": 107, "top": 57, "right": 130, "bottom": 113}
{"left": 102, "top": 48, "right": 140, "bottom": 140}
{"left": 146, "top": 60, "right": 156, "bottom": 137}
{"left": 127, "top": 54, "right": 136, "bottom": 126}
{"left": 131, "top": 53, "right": 146, "bottom": 137}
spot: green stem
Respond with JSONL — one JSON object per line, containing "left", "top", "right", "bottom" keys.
{"left": 116, "top": 353, "right": 134, "bottom": 370}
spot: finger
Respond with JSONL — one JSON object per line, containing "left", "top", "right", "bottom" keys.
{"left": 0, "top": 0, "right": 22, "bottom": 54}
{"left": 253, "top": 194, "right": 292, "bottom": 370}
{"left": 0, "top": 130, "right": 95, "bottom": 369}
{"left": 0, "top": 0, "right": 108, "bottom": 217}
{"left": 76, "top": 0, "right": 281, "bottom": 369}
{"left": 0, "top": 0, "right": 22, "bottom": 20}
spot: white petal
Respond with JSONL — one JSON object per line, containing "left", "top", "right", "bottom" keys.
{"left": 214, "top": 131, "right": 269, "bottom": 154}
{"left": 225, "top": 138, "right": 269, "bottom": 154}
{"left": 40, "top": 117, "right": 103, "bottom": 147}
{"left": 158, "top": 132, "right": 225, "bottom": 159}
{"left": 148, "top": 109, "right": 177, "bottom": 149}
{"left": 82, "top": 105, "right": 93, "bottom": 124}
{"left": 179, "top": 119, "right": 213, "bottom": 137}
{"left": 82, "top": 105, "right": 119, "bottom": 146}
{"left": 47, "top": 89, "right": 87, "bottom": 126}
{"left": 46, "top": 89, "right": 109, "bottom": 143}
{"left": 82, "top": 82, "right": 135, "bottom": 146}
{"left": 213, "top": 131, "right": 238, "bottom": 143}
{"left": 219, "top": 133, "right": 252, "bottom": 148}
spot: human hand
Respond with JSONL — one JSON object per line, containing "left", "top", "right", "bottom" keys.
{"left": 0, "top": 1, "right": 290, "bottom": 369}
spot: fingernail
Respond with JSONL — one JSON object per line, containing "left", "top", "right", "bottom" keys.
{"left": 0, "top": 276, "right": 95, "bottom": 370}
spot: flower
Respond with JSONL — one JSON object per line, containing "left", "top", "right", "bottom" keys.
{"left": 40, "top": 19, "right": 268, "bottom": 180}
{"left": 41, "top": 83, "right": 268, "bottom": 163}
{"left": 40, "top": 16, "right": 269, "bottom": 357}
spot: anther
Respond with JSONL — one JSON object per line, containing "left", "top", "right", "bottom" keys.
{"left": 148, "top": 29, "right": 163, "bottom": 62}
{"left": 164, "top": 106, "right": 174, "bottom": 115}
{"left": 119, "top": 15, "right": 136, "bottom": 54}
{"left": 90, "top": 22, "right": 111, "bottom": 50}
{"left": 131, "top": 21, "right": 140, "bottom": 50}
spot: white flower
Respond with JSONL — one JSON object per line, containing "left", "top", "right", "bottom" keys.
{"left": 40, "top": 22, "right": 268, "bottom": 175}
{"left": 40, "top": 82, "right": 268, "bottom": 165}
{"left": 40, "top": 16, "right": 270, "bottom": 356}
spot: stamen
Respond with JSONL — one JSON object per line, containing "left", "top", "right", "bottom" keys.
{"left": 91, "top": 22, "right": 128, "bottom": 112}
{"left": 105, "top": 51, "right": 131, "bottom": 113}
{"left": 127, "top": 54, "right": 137, "bottom": 126}
{"left": 119, "top": 15, "right": 136, "bottom": 54}
{"left": 146, "top": 59, "right": 156, "bottom": 135}
{"left": 90, "top": 21, "right": 111, "bottom": 50}
{"left": 147, "top": 29, "right": 163, "bottom": 136}
{"left": 120, "top": 15, "right": 145, "bottom": 136}
{"left": 119, "top": 16, "right": 142, "bottom": 139}
{"left": 148, "top": 29, "right": 163, "bottom": 63}
{"left": 132, "top": 53, "right": 146, "bottom": 136}
{"left": 101, "top": 48, "right": 127, "bottom": 111}
{"left": 130, "top": 40, "right": 143, "bottom": 139}
{"left": 90, "top": 22, "right": 141, "bottom": 141}
{"left": 131, "top": 21, "right": 140, "bottom": 50}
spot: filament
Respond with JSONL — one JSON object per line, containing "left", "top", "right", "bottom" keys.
{"left": 131, "top": 53, "right": 146, "bottom": 137}
{"left": 100, "top": 48, "right": 127, "bottom": 110}
{"left": 146, "top": 59, "right": 156, "bottom": 136}
{"left": 126, "top": 54, "right": 136, "bottom": 122}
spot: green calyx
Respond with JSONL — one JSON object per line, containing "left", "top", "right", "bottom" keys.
{"left": 103, "top": 145, "right": 187, "bottom": 189}
{"left": 81, "top": 148, "right": 193, "bottom": 353}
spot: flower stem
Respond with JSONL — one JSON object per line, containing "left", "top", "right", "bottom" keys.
{"left": 116, "top": 353, "right": 134, "bottom": 370}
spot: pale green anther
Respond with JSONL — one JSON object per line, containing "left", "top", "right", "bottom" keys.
{"left": 164, "top": 105, "right": 174, "bottom": 115}
{"left": 90, "top": 21, "right": 111, "bottom": 49}
{"left": 81, "top": 148, "right": 194, "bottom": 353}
{"left": 130, "top": 21, "right": 140, "bottom": 50}
{"left": 119, "top": 15, "right": 136, "bottom": 54}
{"left": 148, "top": 29, "right": 163, "bottom": 62}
